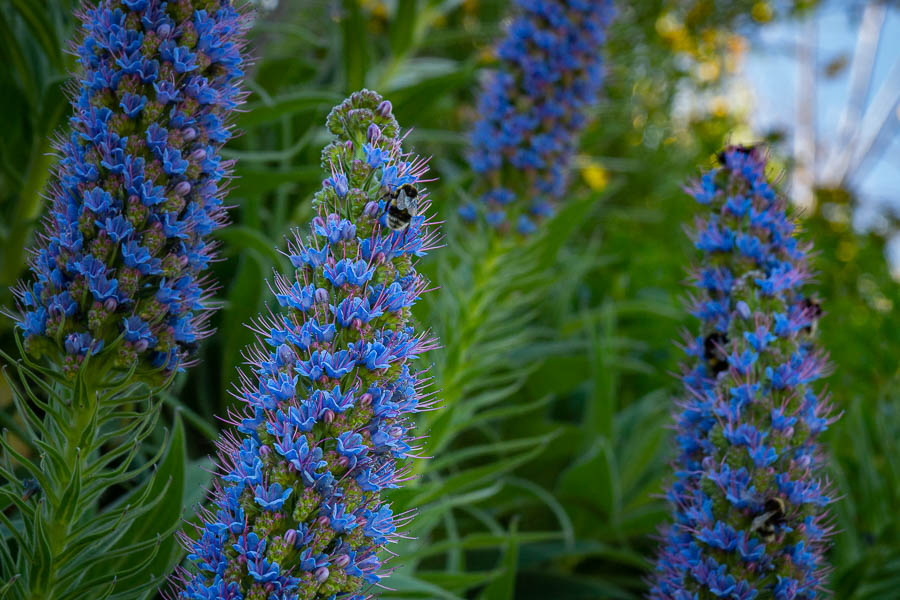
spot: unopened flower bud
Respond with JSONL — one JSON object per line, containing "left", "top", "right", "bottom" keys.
{"left": 367, "top": 123, "right": 381, "bottom": 143}
{"left": 175, "top": 181, "right": 191, "bottom": 196}
{"left": 363, "top": 201, "right": 380, "bottom": 219}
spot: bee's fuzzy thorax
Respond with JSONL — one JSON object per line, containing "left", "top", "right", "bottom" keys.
{"left": 464, "top": 0, "right": 615, "bottom": 234}
{"left": 170, "top": 90, "right": 441, "bottom": 600}
{"left": 13, "top": 0, "right": 249, "bottom": 381}
{"left": 649, "top": 146, "right": 838, "bottom": 600}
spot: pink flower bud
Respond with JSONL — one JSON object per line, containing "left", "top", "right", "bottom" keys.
{"left": 175, "top": 181, "right": 191, "bottom": 196}
{"left": 284, "top": 529, "right": 297, "bottom": 546}
{"left": 367, "top": 123, "right": 381, "bottom": 143}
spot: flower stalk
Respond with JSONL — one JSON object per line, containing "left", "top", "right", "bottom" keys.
{"left": 465, "top": 0, "right": 615, "bottom": 234}
{"left": 0, "top": 1, "right": 249, "bottom": 598}
{"left": 171, "top": 90, "right": 441, "bottom": 600}
{"left": 649, "top": 146, "right": 837, "bottom": 600}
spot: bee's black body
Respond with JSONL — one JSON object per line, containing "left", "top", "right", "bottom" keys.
{"left": 703, "top": 332, "right": 729, "bottom": 376}
{"left": 750, "top": 497, "right": 787, "bottom": 543}
{"left": 800, "top": 297, "right": 823, "bottom": 334}
{"left": 383, "top": 183, "right": 419, "bottom": 231}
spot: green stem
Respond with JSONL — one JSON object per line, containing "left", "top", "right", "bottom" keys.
{"left": 28, "top": 380, "right": 97, "bottom": 600}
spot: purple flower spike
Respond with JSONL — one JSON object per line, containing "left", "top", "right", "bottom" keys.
{"left": 13, "top": 0, "right": 249, "bottom": 381}
{"left": 649, "top": 146, "right": 838, "bottom": 600}
{"left": 171, "top": 90, "right": 442, "bottom": 600}
{"left": 467, "top": 0, "right": 615, "bottom": 231}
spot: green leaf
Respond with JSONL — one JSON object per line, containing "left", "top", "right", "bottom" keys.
{"left": 479, "top": 521, "right": 519, "bottom": 600}
{"left": 56, "top": 448, "right": 82, "bottom": 525}
{"left": 30, "top": 500, "right": 54, "bottom": 594}
{"left": 341, "top": 0, "right": 367, "bottom": 92}
{"left": 390, "top": 0, "right": 419, "bottom": 57}
{"left": 414, "top": 442, "right": 548, "bottom": 506}
{"left": 0, "top": 11, "right": 38, "bottom": 104}
{"left": 92, "top": 414, "right": 186, "bottom": 597}
{"left": 380, "top": 573, "right": 467, "bottom": 600}
{"left": 416, "top": 569, "right": 502, "bottom": 594}
{"left": 233, "top": 165, "right": 321, "bottom": 197}
{"left": 9, "top": 0, "right": 64, "bottom": 69}
{"left": 214, "top": 225, "right": 284, "bottom": 267}
{"left": 220, "top": 251, "right": 268, "bottom": 395}
{"left": 558, "top": 438, "right": 621, "bottom": 519}
{"left": 402, "top": 531, "right": 561, "bottom": 563}
{"left": 237, "top": 90, "right": 341, "bottom": 128}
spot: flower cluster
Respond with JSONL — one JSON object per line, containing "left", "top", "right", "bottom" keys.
{"left": 649, "top": 146, "right": 837, "bottom": 600}
{"left": 464, "top": 0, "right": 615, "bottom": 234}
{"left": 171, "top": 90, "right": 441, "bottom": 600}
{"left": 14, "top": 0, "right": 248, "bottom": 379}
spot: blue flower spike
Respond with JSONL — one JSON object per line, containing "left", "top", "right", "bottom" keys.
{"left": 465, "top": 0, "right": 615, "bottom": 233}
{"left": 13, "top": 0, "right": 249, "bottom": 382}
{"left": 171, "top": 90, "right": 442, "bottom": 600}
{"left": 650, "top": 146, "right": 838, "bottom": 600}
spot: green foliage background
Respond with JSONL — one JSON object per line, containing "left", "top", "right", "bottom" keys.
{"left": 1, "top": 0, "right": 899, "bottom": 598}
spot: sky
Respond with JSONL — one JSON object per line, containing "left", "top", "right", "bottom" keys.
{"left": 742, "top": 0, "right": 900, "bottom": 229}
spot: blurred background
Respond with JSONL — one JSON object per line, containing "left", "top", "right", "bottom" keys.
{"left": 1, "top": 0, "right": 899, "bottom": 598}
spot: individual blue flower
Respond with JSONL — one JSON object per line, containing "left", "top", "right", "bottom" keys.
{"left": 122, "top": 316, "right": 157, "bottom": 347}
{"left": 650, "top": 147, "right": 836, "bottom": 599}
{"left": 13, "top": 0, "right": 248, "bottom": 381}
{"left": 468, "top": 0, "right": 614, "bottom": 231}
{"left": 253, "top": 482, "right": 292, "bottom": 512}
{"left": 172, "top": 91, "right": 441, "bottom": 599}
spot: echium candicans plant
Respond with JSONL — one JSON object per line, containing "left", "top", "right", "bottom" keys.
{"left": 0, "top": 1, "right": 248, "bottom": 598}
{"left": 170, "top": 90, "right": 441, "bottom": 600}
{"left": 649, "top": 146, "right": 838, "bottom": 600}
{"left": 464, "top": 0, "right": 615, "bottom": 234}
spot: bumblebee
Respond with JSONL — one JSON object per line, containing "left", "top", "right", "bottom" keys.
{"left": 750, "top": 497, "right": 786, "bottom": 543}
{"left": 703, "top": 332, "right": 729, "bottom": 376}
{"left": 800, "top": 298, "right": 822, "bottom": 335}
{"left": 381, "top": 183, "right": 419, "bottom": 231}
{"left": 717, "top": 144, "right": 757, "bottom": 166}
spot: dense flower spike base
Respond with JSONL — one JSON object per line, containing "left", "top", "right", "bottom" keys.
{"left": 14, "top": 0, "right": 247, "bottom": 382}
{"left": 464, "top": 0, "right": 614, "bottom": 234}
{"left": 172, "top": 90, "right": 441, "bottom": 600}
{"left": 649, "top": 147, "right": 837, "bottom": 600}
